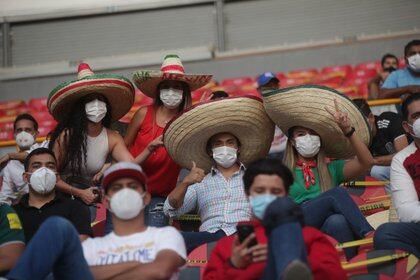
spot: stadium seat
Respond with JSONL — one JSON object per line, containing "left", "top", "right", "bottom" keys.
{"left": 0, "top": 130, "right": 14, "bottom": 141}
{"left": 354, "top": 61, "right": 381, "bottom": 72}
{"left": 221, "top": 76, "right": 255, "bottom": 87}
{"left": 336, "top": 86, "right": 360, "bottom": 98}
{"left": 0, "top": 120, "right": 14, "bottom": 132}
{"left": 398, "top": 57, "right": 406, "bottom": 68}
{"left": 286, "top": 68, "right": 319, "bottom": 79}
{"left": 321, "top": 64, "right": 353, "bottom": 78}
{"left": 0, "top": 100, "right": 26, "bottom": 111}
{"left": 281, "top": 77, "right": 311, "bottom": 87}
{"left": 275, "top": 72, "right": 286, "bottom": 81}
{"left": 28, "top": 97, "right": 48, "bottom": 112}
{"left": 349, "top": 69, "right": 378, "bottom": 80}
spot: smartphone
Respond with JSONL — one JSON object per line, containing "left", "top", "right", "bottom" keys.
{"left": 237, "top": 223, "right": 257, "bottom": 248}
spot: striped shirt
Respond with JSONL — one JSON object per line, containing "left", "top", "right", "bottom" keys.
{"left": 163, "top": 164, "right": 251, "bottom": 235}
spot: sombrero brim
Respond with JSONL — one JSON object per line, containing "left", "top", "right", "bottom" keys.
{"left": 48, "top": 74, "right": 135, "bottom": 121}
{"left": 163, "top": 96, "right": 275, "bottom": 172}
{"left": 262, "top": 85, "right": 371, "bottom": 159}
{"left": 132, "top": 70, "right": 212, "bottom": 98}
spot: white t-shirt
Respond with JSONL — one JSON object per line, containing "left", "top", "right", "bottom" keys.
{"left": 82, "top": 226, "right": 186, "bottom": 279}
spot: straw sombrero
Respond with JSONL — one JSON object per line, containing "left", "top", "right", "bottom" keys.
{"left": 164, "top": 96, "right": 275, "bottom": 172}
{"left": 48, "top": 63, "right": 135, "bottom": 121}
{"left": 132, "top": 54, "right": 212, "bottom": 98}
{"left": 262, "top": 85, "right": 371, "bottom": 159}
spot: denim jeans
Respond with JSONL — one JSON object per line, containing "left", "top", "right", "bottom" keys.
{"left": 261, "top": 197, "right": 308, "bottom": 280}
{"left": 7, "top": 216, "right": 93, "bottom": 280}
{"left": 105, "top": 196, "right": 169, "bottom": 234}
{"left": 370, "top": 165, "right": 391, "bottom": 193}
{"left": 374, "top": 222, "right": 420, "bottom": 258}
{"left": 301, "top": 187, "right": 373, "bottom": 238}
{"left": 321, "top": 214, "right": 357, "bottom": 259}
{"left": 181, "top": 230, "right": 226, "bottom": 254}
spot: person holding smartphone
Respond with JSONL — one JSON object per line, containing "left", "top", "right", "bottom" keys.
{"left": 204, "top": 158, "right": 346, "bottom": 280}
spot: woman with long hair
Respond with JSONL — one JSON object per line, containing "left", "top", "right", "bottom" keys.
{"left": 125, "top": 54, "right": 212, "bottom": 227}
{"left": 47, "top": 63, "right": 135, "bottom": 220}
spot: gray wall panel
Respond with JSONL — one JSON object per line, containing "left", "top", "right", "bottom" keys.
{"left": 224, "top": 0, "right": 420, "bottom": 50}
{"left": 1, "top": 35, "right": 418, "bottom": 101}
{"left": 11, "top": 5, "right": 215, "bottom": 66}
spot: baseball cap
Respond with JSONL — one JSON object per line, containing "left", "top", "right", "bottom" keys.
{"left": 257, "top": 72, "right": 279, "bottom": 87}
{"left": 102, "top": 162, "right": 147, "bottom": 191}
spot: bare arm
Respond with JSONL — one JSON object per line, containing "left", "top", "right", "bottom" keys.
{"left": 394, "top": 135, "right": 409, "bottom": 152}
{"left": 124, "top": 107, "right": 148, "bottom": 148}
{"left": 134, "top": 135, "right": 163, "bottom": 165}
{"left": 0, "top": 242, "right": 25, "bottom": 273}
{"left": 112, "top": 250, "right": 185, "bottom": 280}
{"left": 368, "top": 75, "right": 382, "bottom": 99}
{"left": 109, "top": 131, "right": 134, "bottom": 162}
{"left": 379, "top": 85, "right": 420, "bottom": 99}
{"left": 90, "top": 262, "right": 139, "bottom": 280}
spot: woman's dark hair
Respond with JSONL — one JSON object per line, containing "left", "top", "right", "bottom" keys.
{"left": 352, "top": 98, "right": 372, "bottom": 118}
{"left": 14, "top": 113, "right": 39, "bottom": 131}
{"left": 48, "top": 94, "right": 112, "bottom": 176}
{"left": 154, "top": 81, "right": 191, "bottom": 112}
{"left": 24, "top": 148, "right": 56, "bottom": 171}
{"left": 402, "top": 93, "right": 420, "bottom": 121}
{"left": 243, "top": 158, "right": 294, "bottom": 195}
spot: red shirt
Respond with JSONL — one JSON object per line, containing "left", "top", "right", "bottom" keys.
{"left": 203, "top": 220, "right": 347, "bottom": 280}
{"left": 129, "top": 105, "right": 181, "bottom": 197}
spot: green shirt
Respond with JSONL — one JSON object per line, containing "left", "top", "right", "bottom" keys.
{"left": 0, "top": 203, "right": 25, "bottom": 246}
{"left": 289, "top": 160, "right": 345, "bottom": 204}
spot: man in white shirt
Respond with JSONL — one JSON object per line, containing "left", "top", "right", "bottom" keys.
{"left": 374, "top": 94, "right": 420, "bottom": 257}
{"left": 6, "top": 162, "right": 186, "bottom": 280}
{"left": 0, "top": 114, "right": 39, "bottom": 205}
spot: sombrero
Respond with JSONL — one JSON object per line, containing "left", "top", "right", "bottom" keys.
{"left": 262, "top": 85, "right": 371, "bottom": 159}
{"left": 132, "top": 54, "right": 212, "bottom": 98}
{"left": 163, "top": 96, "right": 275, "bottom": 172}
{"left": 48, "top": 63, "right": 135, "bottom": 121}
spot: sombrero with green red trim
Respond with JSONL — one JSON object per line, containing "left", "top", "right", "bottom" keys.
{"left": 132, "top": 54, "right": 212, "bottom": 98}
{"left": 163, "top": 96, "right": 275, "bottom": 172}
{"left": 48, "top": 63, "right": 135, "bottom": 121}
{"left": 262, "top": 85, "right": 371, "bottom": 159}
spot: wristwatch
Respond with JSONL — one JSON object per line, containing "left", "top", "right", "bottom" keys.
{"left": 344, "top": 127, "right": 355, "bottom": 138}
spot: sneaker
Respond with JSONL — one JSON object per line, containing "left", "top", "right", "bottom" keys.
{"left": 282, "top": 260, "right": 312, "bottom": 280}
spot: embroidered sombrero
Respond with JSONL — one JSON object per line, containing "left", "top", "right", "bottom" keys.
{"left": 262, "top": 85, "right": 371, "bottom": 159}
{"left": 48, "top": 63, "right": 135, "bottom": 121}
{"left": 132, "top": 54, "right": 212, "bottom": 98}
{"left": 163, "top": 96, "right": 275, "bottom": 172}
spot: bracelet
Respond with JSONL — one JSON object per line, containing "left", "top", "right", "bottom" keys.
{"left": 70, "top": 187, "right": 75, "bottom": 200}
{"left": 344, "top": 127, "right": 355, "bottom": 138}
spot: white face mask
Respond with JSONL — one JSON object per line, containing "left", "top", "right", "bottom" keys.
{"left": 294, "top": 134, "right": 321, "bottom": 158}
{"left": 29, "top": 167, "right": 57, "bottom": 195}
{"left": 85, "top": 99, "right": 107, "bottom": 123}
{"left": 212, "top": 146, "right": 238, "bottom": 168}
{"left": 110, "top": 188, "right": 145, "bottom": 220}
{"left": 15, "top": 131, "right": 35, "bottom": 149}
{"left": 160, "top": 88, "right": 183, "bottom": 109}
{"left": 408, "top": 54, "right": 420, "bottom": 72}
{"left": 408, "top": 118, "right": 420, "bottom": 138}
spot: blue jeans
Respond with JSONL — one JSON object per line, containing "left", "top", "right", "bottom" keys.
{"left": 181, "top": 230, "right": 226, "bottom": 254}
{"left": 321, "top": 214, "right": 357, "bottom": 259}
{"left": 7, "top": 216, "right": 93, "bottom": 280}
{"left": 301, "top": 187, "right": 373, "bottom": 238}
{"left": 262, "top": 197, "right": 308, "bottom": 280}
{"left": 105, "top": 196, "right": 169, "bottom": 234}
{"left": 370, "top": 165, "right": 391, "bottom": 193}
{"left": 374, "top": 222, "right": 420, "bottom": 257}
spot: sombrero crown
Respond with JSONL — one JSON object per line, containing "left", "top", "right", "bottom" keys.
{"left": 164, "top": 96, "right": 275, "bottom": 172}
{"left": 262, "top": 85, "right": 371, "bottom": 159}
{"left": 132, "top": 54, "right": 212, "bottom": 98}
{"left": 48, "top": 63, "right": 135, "bottom": 121}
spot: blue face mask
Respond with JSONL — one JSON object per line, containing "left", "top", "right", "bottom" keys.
{"left": 249, "top": 194, "right": 277, "bottom": 220}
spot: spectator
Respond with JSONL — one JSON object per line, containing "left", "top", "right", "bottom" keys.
{"left": 6, "top": 162, "right": 187, "bottom": 280}
{"left": 262, "top": 86, "right": 374, "bottom": 259}
{"left": 48, "top": 63, "right": 135, "bottom": 221}
{"left": 353, "top": 98, "right": 408, "bottom": 185}
{"left": 374, "top": 93, "right": 420, "bottom": 257}
{"left": 209, "top": 90, "right": 229, "bottom": 100}
{"left": 13, "top": 148, "right": 92, "bottom": 242}
{"left": 0, "top": 203, "right": 25, "bottom": 276}
{"left": 368, "top": 53, "right": 399, "bottom": 99}
{"left": 163, "top": 97, "right": 274, "bottom": 253}
{"left": 125, "top": 54, "right": 212, "bottom": 227}
{"left": 257, "top": 72, "right": 280, "bottom": 94}
{"left": 204, "top": 158, "right": 346, "bottom": 280}
{"left": 257, "top": 72, "right": 287, "bottom": 160}
{"left": 379, "top": 40, "right": 420, "bottom": 98}
{"left": 0, "top": 114, "right": 39, "bottom": 205}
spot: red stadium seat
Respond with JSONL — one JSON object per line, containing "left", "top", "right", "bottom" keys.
{"left": 281, "top": 77, "right": 311, "bottom": 87}
{"left": 398, "top": 57, "right": 406, "bottom": 68}
{"left": 321, "top": 64, "right": 353, "bottom": 78}
{"left": 342, "top": 77, "right": 370, "bottom": 87}
{"left": 0, "top": 121, "right": 14, "bottom": 132}
{"left": 336, "top": 86, "right": 360, "bottom": 98}
{"left": 275, "top": 72, "right": 286, "bottom": 81}
{"left": 355, "top": 61, "right": 381, "bottom": 72}
{"left": 286, "top": 68, "right": 319, "bottom": 79}
{"left": 349, "top": 69, "right": 377, "bottom": 79}
{"left": 0, "top": 107, "right": 28, "bottom": 118}
{"left": 0, "top": 100, "right": 26, "bottom": 111}
{"left": 0, "top": 130, "right": 14, "bottom": 141}
{"left": 28, "top": 97, "right": 48, "bottom": 112}
{"left": 221, "top": 76, "right": 254, "bottom": 87}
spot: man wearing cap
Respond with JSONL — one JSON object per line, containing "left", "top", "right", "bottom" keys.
{"left": 163, "top": 96, "right": 274, "bottom": 253}
{"left": 257, "top": 72, "right": 287, "bottom": 160}
{"left": 6, "top": 162, "right": 186, "bottom": 280}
